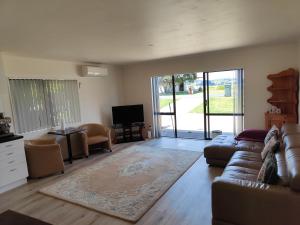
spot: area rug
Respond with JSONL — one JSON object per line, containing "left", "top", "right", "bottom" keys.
{"left": 40, "top": 145, "right": 202, "bottom": 222}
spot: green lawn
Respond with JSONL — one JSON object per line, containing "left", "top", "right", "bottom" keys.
{"left": 159, "top": 95, "right": 181, "bottom": 109}
{"left": 191, "top": 96, "right": 234, "bottom": 113}
{"left": 159, "top": 85, "right": 233, "bottom": 113}
{"left": 160, "top": 98, "right": 173, "bottom": 108}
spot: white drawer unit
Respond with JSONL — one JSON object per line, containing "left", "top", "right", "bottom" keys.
{"left": 0, "top": 137, "right": 28, "bottom": 193}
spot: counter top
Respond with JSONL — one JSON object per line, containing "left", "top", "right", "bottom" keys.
{"left": 0, "top": 135, "right": 23, "bottom": 144}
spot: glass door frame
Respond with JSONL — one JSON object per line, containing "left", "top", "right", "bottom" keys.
{"left": 203, "top": 69, "right": 244, "bottom": 139}
{"left": 152, "top": 69, "right": 244, "bottom": 140}
{"left": 153, "top": 75, "right": 178, "bottom": 138}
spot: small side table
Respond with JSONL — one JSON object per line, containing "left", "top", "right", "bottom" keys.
{"left": 48, "top": 128, "right": 85, "bottom": 163}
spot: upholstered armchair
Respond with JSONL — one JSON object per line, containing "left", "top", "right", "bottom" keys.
{"left": 25, "top": 139, "right": 64, "bottom": 178}
{"left": 79, "top": 123, "right": 112, "bottom": 157}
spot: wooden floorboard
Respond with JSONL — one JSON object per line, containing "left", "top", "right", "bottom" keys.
{"left": 0, "top": 138, "right": 223, "bottom": 225}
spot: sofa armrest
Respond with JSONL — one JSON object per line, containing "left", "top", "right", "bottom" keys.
{"left": 235, "top": 129, "right": 268, "bottom": 142}
{"left": 106, "top": 128, "right": 112, "bottom": 150}
{"left": 212, "top": 177, "right": 300, "bottom": 225}
{"left": 105, "top": 127, "right": 111, "bottom": 137}
{"left": 25, "top": 144, "right": 61, "bottom": 152}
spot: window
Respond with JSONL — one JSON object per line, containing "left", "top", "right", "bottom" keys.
{"left": 151, "top": 69, "right": 244, "bottom": 139}
{"left": 9, "top": 79, "right": 81, "bottom": 133}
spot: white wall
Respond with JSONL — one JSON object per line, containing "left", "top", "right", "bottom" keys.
{"left": 0, "top": 54, "right": 124, "bottom": 138}
{"left": 0, "top": 54, "right": 11, "bottom": 115}
{"left": 122, "top": 42, "right": 299, "bottom": 130}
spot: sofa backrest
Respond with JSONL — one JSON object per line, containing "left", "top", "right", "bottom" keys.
{"left": 280, "top": 124, "right": 300, "bottom": 191}
{"left": 281, "top": 123, "right": 300, "bottom": 137}
{"left": 78, "top": 123, "right": 106, "bottom": 137}
{"left": 283, "top": 134, "right": 300, "bottom": 149}
{"left": 275, "top": 147, "right": 289, "bottom": 186}
{"left": 285, "top": 147, "right": 300, "bottom": 191}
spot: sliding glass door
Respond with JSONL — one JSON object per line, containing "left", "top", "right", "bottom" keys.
{"left": 152, "top": 76, "right": 177, "bottom": 138}
{"left": 174, "top": 73, "right": 205, "bottom": 139}
{"left": 151, "top": 69, "right": 244, "bottom": 139}
{"left": 203, "top": 69, "right": 244, "bottom": 139}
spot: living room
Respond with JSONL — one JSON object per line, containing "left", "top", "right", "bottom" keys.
{"left": 0, "top": 1, "right": 300, "bottom": 225}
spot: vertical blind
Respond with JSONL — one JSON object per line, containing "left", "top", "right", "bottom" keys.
{"left": 151, "top": 76, "right": 161, "bottom": 138}
{"left": 9, "top": 79, "right": 81, "bottom": 133}
{"left": 232, "top": 69, "right": 244, "bottom": 135}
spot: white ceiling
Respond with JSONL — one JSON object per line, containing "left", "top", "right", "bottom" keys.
{"left": 1, "top": 0, "right": 300, "bottom": 64}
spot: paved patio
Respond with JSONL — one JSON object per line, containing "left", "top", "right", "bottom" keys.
{"left": 159, "top": 94, "right": 236, "bottom": 139}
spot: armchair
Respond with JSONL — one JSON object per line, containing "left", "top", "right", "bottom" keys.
{"left": 25, "top": 139, "right": 64, "bottom": 178}
{"left": 79, "top": 123, "right": 112, "bottom": 157}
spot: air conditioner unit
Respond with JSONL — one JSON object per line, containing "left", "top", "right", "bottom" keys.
{"left": 81, "top": 65, "right": 108, "bottom": 77}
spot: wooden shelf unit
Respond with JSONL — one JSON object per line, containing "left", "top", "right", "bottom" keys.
{"left": 265, "top": 68, "right": 299, "bottom": 129}
{"left": 112, "top": 123, "right": 145, "bottom": 143}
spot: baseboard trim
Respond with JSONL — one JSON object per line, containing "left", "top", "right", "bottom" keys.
{"left": 0, "top": 178, "right": 27, "bottom": 194}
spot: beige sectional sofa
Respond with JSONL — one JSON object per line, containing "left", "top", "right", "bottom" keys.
{"left": 204, "top": 123, "right": 300, "bottom": 225}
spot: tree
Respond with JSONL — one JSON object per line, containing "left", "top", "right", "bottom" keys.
{"left": 159, "top": 73, "right": 197, "bottom": 93}
{"left": 160, "top": 75, "right": 173, "bottom": 93}
{"left": 174, "top": 73, "right": 197, "bottom": 91}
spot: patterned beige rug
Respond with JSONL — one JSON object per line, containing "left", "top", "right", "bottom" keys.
{"left": 40, "top": 145, "right": 202, "bottom": 222}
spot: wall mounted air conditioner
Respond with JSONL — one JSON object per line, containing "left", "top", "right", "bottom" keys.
{"left": 81, "top": 65, "right": 108, "bottom": 77}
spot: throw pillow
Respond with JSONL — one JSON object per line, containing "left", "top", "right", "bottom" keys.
{"left": 264, "top": 125, "right": 279, "bottom": 145}
{"left": 257, "top": 152, "right": 278, "bottom": 184}
{"left": 261, "top": 136, "right": 280, "bottom": 161}
{"left": 235, "top": 129, "right": 269, "bottom": 142}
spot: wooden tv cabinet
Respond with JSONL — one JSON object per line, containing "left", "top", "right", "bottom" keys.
{"left": 112, "top": 123, "right": 145, "bottom": 143}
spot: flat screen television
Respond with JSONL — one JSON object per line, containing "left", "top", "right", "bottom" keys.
{"left": 112, "top": 104, "right": 144, "bottom": 125}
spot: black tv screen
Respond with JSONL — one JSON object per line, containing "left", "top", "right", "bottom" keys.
{"left": 112, "top": 104, "right": 144, "bottom": 125}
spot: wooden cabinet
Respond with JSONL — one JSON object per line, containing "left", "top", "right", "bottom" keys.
{"left": 112, "top": 123, "right": 144, "bottom": 143}
{"left": 0, "top": 137, "right": 28, "bottom": 193}
{"left": 265, "top": 68, "right": 299, "bottom": 129}
{"left": 264, "top": 113, "right": 296, "bottom": 130}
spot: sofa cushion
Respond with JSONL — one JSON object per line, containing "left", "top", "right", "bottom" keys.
{"left": 205, "top": 158, "right": 228, "bottom": 167}
{"left": 264, "top": 124, "right": 279, "bottom": 144}
{"left": 87, "top": 135, "right": 109, "bottom": 145}
{"left": 235, "top": 129, "right": 268, "bottom": 142}
{"left": 261, "top": 136, "right": 280, "bottom": 161}
{"left": 257, "top": 152, "right": 278, "bottom": 184}
{"left": 221, "top": 165, "right": 259, "bottom": 181}
{"left": 227, "top": 151, "right": 262, "bottom": 170}
{"left": 235, "top": 140, "right": 264, "bottom": 153}
{"left": 204, "top": 135, "right": 236, "bottom": 163}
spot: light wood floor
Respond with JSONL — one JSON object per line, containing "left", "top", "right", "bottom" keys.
{"left": 0, "top": 138, "right": 223, "bottom": 225}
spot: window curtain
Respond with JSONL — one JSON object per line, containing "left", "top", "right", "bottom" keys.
{"left": 9, "top": 79, "right": 48, "bottom": 133}
{"left": 44, "top": 80, "right": 81, "bottom": 126}
{"left": 232, "top": 69, "right": 244, "bottom": 135}
{"left": 151, "top": 76, "right": 161, "bottom": 138}
{"left": 9, "top": 79, "right": 81, "bottom": 133}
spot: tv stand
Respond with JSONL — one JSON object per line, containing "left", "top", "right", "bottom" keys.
{"left": 112, "top": 123, "right": 145, "bottom": 143}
